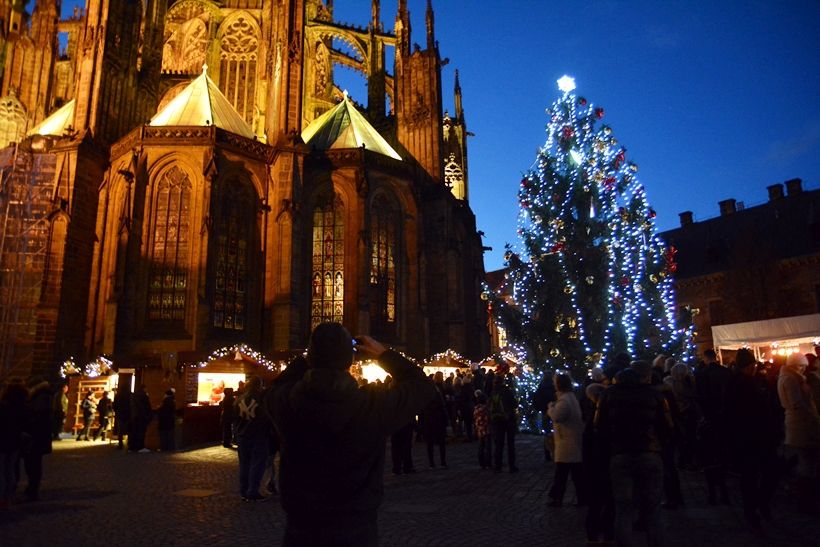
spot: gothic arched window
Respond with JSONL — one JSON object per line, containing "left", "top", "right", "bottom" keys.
{"left": 218, "top": 13, "right": 260, "bottom": 124}
{"left": 370, "top": 195, "right": 398, "bottom": 335}
{"left": 0, "top": 94, "right": 27, "bottom": 148}
{"left": 311, "top": 194, "right": 344, "bottom": 328}
{"left": 212, "top": 182, "right": 253, "bottom": 331}
{"left": 148, "top": 166, "right": 192, "bottom": 323}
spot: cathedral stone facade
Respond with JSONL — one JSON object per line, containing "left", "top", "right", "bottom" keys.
{"left": 0, "top": 0, "right": 489, "bottom": 379}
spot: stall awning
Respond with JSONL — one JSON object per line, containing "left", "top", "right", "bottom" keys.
{"left": 712, "top": 313, "right": 820, "bottom": 349}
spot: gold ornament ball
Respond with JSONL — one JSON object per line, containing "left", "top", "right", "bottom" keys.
{"left": 563, "top": 285, "right": 574, "bottom": 294}
{"left": 649, "top": 274, "right": 658, "bottom": 283}
{"left": 586, "top": 276, "right": 595, "bottom": 284}
{"left": 630, "top": 163, "right": 639, "bottom": 172}
{"left": 550, "top": 348, "right": 560, "bottom": 357}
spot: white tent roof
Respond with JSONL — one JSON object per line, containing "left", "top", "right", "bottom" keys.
{"left": 28, "top": 99, "right": 75, "bottom": 137}
{"left": 300, "top": 93, "right": 402, "bottom": 160}
{"left": 149, "top": 67, "right": 254, "bottom": 139}
{"left": 712, "top": 313, "right": 820, "bottom": 349}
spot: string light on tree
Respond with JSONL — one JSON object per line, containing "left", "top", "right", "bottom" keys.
{"left": 487, "top": 77, "right": 694, "bottom": 379}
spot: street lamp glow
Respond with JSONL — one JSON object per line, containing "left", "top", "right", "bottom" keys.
{"left": 557, "top": 75, "right": 576, "bottom": 94}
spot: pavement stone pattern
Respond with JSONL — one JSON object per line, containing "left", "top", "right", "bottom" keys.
{"left": 2, "top": 434, "right": 819, "bottom": 546}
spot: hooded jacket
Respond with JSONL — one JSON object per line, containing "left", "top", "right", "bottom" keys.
{"left": 268, "top": 350, "right": 435, "bottom": 523}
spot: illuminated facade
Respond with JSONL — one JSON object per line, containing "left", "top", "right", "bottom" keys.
{"left": 0, "top": 0, "right": 490, "bottom": 379}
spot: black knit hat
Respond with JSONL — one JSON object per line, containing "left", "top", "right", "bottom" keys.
{"left": 308, "top": 322, "right": 354, "bottom": 370}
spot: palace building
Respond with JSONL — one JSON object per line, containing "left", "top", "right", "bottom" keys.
{"left": 0, "top": 0, "right": 490, "bottom": 380}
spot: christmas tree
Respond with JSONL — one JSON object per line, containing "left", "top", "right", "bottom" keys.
{"left": 490, "top": 76, "right": 693, "bottom": 379}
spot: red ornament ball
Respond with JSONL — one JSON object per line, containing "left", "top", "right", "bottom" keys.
{"left": 578, "top": 97, "right": 587, "bottom": 106}
{"left": 562, "top": 126, "right": 574, "bottom": 139}
{"left": 595, "top": 108, "right": 605, "bottom": 119}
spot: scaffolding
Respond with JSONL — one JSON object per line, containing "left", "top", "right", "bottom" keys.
{"left": 0, "top": 143, "right": 55, "bottom": 381}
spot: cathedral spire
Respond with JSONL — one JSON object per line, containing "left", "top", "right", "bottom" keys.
{"left": 395, "top": 0, "right": 410, "bottom": 57}
{"left": 371, "top": 0, "right": 380, "bottom": 31}
{"left": 425, "top": 0, "right": 435, "bottom": 50}
{"left": 454, "top": 69, "right": 463, "bottom": 121}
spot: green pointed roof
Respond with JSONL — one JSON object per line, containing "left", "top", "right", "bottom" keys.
{"left": 28, "top": 99, "right": 75, "bottom": 137}
{"left": 301, "top": 93, "right": 402, "bottom": 160}
{"left": 149, "top": 67, "right": 254, "bottom": 139}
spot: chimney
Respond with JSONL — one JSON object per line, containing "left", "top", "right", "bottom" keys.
{"left": 785, "top": 178, "right": 803, "bottom": 196}
{"left": 718, "top": 198, "right": 736, "bottom": 216}
{"left": 767, "top": 183, "right": 784, "bottom": 201}
{"left": 679, "top": 211, "right": 693, "bottom": 227}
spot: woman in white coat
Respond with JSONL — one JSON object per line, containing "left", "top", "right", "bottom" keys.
{"left": 547, "top": 372, "right": 587, "bottom": 507}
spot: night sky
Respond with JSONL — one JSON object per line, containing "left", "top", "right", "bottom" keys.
{"left": 62, "top": 1, "right": 820, "bottom": 271}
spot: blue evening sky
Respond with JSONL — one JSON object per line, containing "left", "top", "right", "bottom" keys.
{"left": 62, "top": 1, "right": 820, "bottom": 272}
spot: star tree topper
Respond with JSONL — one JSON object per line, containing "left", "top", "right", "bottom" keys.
{"left": 556, "top": 75, "right": 576, "bottom": 94}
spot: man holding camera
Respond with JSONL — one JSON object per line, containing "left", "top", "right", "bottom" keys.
{"left": 267, "top": 322, "right": 436, "bottom": 547}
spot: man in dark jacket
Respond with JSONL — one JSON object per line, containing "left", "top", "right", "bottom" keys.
{"left": 129, "top": 385, "right": 152, "bottom": 453}
{"left": 268, "top": 322, "right": 436, "bottom": 547}
{"left": 490, "top": 374, "right": 519, "bottom": 473}
{"left": 595, "top": 361, "right": 672, "bottom": 547}
{"left": 113, "top": 385, "right": 131, "bottom": 449}
{"left": 236, "top": 377, "right": 269, "bottom": 501}
{"left": 726, "top": 349, "right": 779, "bottom": 534}
{"left": 24, "top": 376, "right": 53, "bottom": 501}
{"left": 695, "top": 348, "right": 732, "bottom": 504}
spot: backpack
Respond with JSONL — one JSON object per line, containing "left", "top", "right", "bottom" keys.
{"left": 489, "top": 392, "right": 506, "bottom": 422}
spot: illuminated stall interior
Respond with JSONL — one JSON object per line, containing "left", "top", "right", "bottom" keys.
{"left": 712, "top": 313, "right": 820, "bottom": 363}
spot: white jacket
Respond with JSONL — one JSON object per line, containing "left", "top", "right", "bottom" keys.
{"left": 547, "top": 391, "right": 584, "bottom": 463}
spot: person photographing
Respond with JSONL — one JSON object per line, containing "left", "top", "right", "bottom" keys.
{"left": 267, "top": 322, "right": 436, "bottom": 547}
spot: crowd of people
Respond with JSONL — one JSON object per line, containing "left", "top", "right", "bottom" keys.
{"left": 0, "top": 377, "right": 180, "bottom": 508}
{"left": 530, "top": 347, "right": 820, "bottom": 545}
{"left": 3, "top": 327, "right": 820, "bottom": 547}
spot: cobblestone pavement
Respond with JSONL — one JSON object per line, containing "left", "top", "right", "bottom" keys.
{"left": 2, "top": 434, "right": 819, "bottom": 546}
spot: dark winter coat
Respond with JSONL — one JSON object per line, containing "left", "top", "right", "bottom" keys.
{"left": 113, "top": 390, "right": 131, "bottom": 422}
{"left": 594, "top": 373, "right": 672, "bottom": 455}
{"left": 0, "top": 384, "right": 28, "bottom": 453}
{"left": 726, "top": 371, "right": 779, "bottom": 458}
{"left": 26, "top": 382, "right": 53, "bottom": 456}
{"left": 235, "top": 388, "right": 268, "bottom": 439}
{"left": 421, "top": 385, "right": 449, "bottom": 439}
{"left": 97, "top": 395, "right": 112, "bottom": 418}
{"left": 131, "top": 390, "right": 152, "bottom": 427}
{"left": 157, "top": 395, "right": 176, "bottom": 431}
{"left": 695, "top": 362, "right": 732, "bottom": 424}
{"left": 268, "top": 350, "right": 435, "bottom": 524}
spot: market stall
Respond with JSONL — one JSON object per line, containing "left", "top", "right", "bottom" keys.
{"left": 180, "top": 345, "right": 288, "bottom": 446}
{"left": 712, "top": 313, "right": 820, "bottom": 363}
{"left": 422, "top": 349, "right": 473, "bottom": 377}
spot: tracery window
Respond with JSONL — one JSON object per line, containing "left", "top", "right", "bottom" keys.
{"left": 148, "top": 166, "right": 192, "bottom": 323}
{"left": 311, "top": 195, "right": 344, "bottom": 328}
{"left": 161, "top": 1, "right": 212, "bottom": 75}
{"left": 0, "top": 94, "right": 27, "bottom": 148}
{"left": 370, "top": 195, "right": 397, "bottom": 334}
{"left": 444, "top": 152, "right": 465, "bottom": 200}
{"left": 218, "top": 13, "right": 259, "bottom": 123}
{"left": 212, "top": 187, "right": 250, "bottom": 331}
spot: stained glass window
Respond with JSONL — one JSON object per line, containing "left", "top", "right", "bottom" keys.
{"left": 213, "top": 191, "right": 249, "bottom": 330}
{"left": 148, "top": 166, "right": 191, "bottom": 323}
{"left": 370, "top": 195, "right": 397, "bottom": 334}
{"left": 311, "top": 195, "right": 344, "bottom": 328}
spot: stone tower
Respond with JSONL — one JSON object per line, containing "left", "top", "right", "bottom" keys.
{"left": 394, "top": 0, "right": 443, "bottom": 182}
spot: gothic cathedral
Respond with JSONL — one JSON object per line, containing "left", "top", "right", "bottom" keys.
{"left": 0, "top": 0, "right": 489, "bottom": 379}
